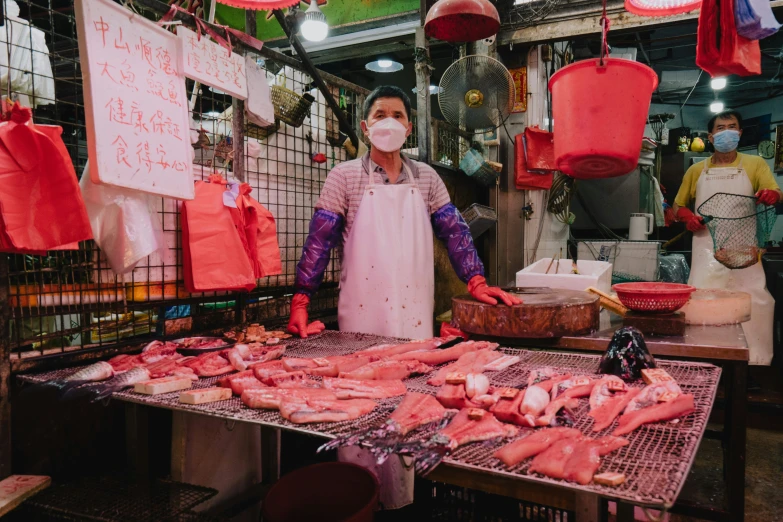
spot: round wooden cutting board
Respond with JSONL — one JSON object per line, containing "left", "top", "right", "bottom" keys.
{"left": 451, "top": 288, "right": 600, "bottom": 338}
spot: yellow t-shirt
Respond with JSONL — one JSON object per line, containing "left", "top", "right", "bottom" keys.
{"left": 674, "top": 153, "right": 779, "bottom": 208}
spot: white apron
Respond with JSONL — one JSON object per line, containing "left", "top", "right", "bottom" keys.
{"left": 689, "top": 160, "right": 774, "bottom": 365}
{"left": 336, "top": 154, "right": 435, "bottom": 509}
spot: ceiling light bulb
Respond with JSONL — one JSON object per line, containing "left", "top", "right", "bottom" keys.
{"left": 710, "top": 101, "right": 724, "bottom": 113}
{"left": 377, "top": 59, "right": 393, "bottom": 68}
{"left": 710, "top": 77, "right": 727, "bottom": 90}
{"left": 301, "top": 1, "right": 328, "bottom": 42}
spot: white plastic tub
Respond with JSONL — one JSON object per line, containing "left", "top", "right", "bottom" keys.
{"left": 516, "top": 259, "right": 613, "bottom": 294}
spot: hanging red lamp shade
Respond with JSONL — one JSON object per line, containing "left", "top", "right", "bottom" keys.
{"left": 424, "top": 0, "right": 500, "bottom": 43}
{"left": 624, "top": 0, "right": 701, "bottom": 17}
{"left": 216, "top": 0, "right": 300, "bottom": 9}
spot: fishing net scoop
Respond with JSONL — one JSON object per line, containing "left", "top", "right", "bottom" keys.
{"left": 697, "top": 192, "right": 777, "bottom": 269}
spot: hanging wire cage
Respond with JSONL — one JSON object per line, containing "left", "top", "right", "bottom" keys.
{"left": 697, "top": 192, "right": 778, "bottom": 269}
{"left": 495, "top": 0, "right": 563, "bottom": 29}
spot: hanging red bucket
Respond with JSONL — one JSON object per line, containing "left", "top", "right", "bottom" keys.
{"left": 548, "top": 58, "right": 658, "bottom": 179}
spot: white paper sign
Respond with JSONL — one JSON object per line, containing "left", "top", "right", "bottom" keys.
{"left": 74, "top": 0, "right": 194, "bottom": 200}
{"left": 178, "top": 26, "right": 247, "bottom": 100}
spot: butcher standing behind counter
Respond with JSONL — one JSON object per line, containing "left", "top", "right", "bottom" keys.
{"left": 285, "top": 85, "right": 520, "bottom": 509}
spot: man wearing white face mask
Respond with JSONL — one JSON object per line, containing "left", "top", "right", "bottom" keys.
{"left": 673, "top": 110, "right": 781, "bottom": 366}
{"left": 287, "top": 86, "right": 519, "bottom": 508}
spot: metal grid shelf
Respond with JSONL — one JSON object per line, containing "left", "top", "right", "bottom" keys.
{"left": 15, "top": 475, "right": 217, "bottom": 522}
{"left": 21, "top": 331, "right": 721, "bottom": 510}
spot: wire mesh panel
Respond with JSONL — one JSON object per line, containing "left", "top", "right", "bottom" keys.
{"left": 697, "top": 192, "right": 777, "bottom": 269}
{"left": 2, "top": 1, "right": 380, "bottom": 367}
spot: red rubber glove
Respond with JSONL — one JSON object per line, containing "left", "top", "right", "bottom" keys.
{"left": 467, "top": 276, "right": 522, "bottom": 306}
{"left": 440, "top": 322, "right": 470, "bottom": 340}
{"left": 756, "top": 189, "right": 781, "bottom": 206}
{"left": 676, "top": 207, "right": 705, "bottom": 232}
{"left": 287, "top": 294, "right": 326, "bottom": 338}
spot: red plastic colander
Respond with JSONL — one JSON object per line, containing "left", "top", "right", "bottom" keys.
{"left": 612, "top": 282, "right": 696, "bottom": 313}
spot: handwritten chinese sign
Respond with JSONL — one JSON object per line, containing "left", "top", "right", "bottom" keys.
{"left": 509, "top": 67, "right": 527, "bottom": 113}
{"left": 178, "top": 27, "right": 247, "bottom": 100}
{"left": 75, "top": 0, "right": 194, "bottom": 200}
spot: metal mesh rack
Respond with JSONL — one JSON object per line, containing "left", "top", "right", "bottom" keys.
{"left": 13, "top": 475, "right": 217, "bottom": 522}
{"left": 22, "top": 331, "right": 721, "bottom": 510}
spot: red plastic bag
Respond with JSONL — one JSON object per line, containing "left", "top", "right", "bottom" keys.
{"left": 0, "top": 103, "right": 92, "bottom": 253}
{"left": 234, "top": 183, "right": 282, "bottom": 278}
{"left": 182, "top": 175, "right": 256, "bottom": 292}
{"left": 524, "top": 126, "right": 556, "bottom": 171}
{"left": 696, "top": 0, "right": 761, "bottom": 77}
{"left": 440, "top": 322, "right": 470, "bottom": 340}
{"left": 515, "top": 133, "right": 553, "bottom": 191}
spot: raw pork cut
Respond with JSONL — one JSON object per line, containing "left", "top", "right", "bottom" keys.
{"left": 494, "top": 427, "right": 582, "bottom": 467}
{"left": 519, "top": 385, "right": 550, "bottom": 416}
{"left": 139, "top": 341, "right": 178, "bottom": 364}
{"left": 436, "top": 409, "right": 518, "bottom": 450}
{"left": 267, "top": 371, "right": 321, "bottom": 388}
{"left": 613, "top": 394, "right": 695, "bottom": 436}
{"left": 252, "top": 360, "right": 287, "bottom": 384}
{"left": 220, "top": 370, "right": 266, "bottom": 396}
{"left": 389, "top": 392, "right": 449, "bottom": 435}
{"left": 491, "top": 388, "right": 527, "bottom": 426}
{"left": 428, "top": 350, "right": 504, "bottom": 386}
{"left": 241, "top": 388, "right": 337, "bottom": 409}
{"left": 623, "top": 381, "right": 683, "bottom": 413}
{"left": 390, "top": 341, "right": 498, "bottom": 365}
{"left": 589, "top": 376, "right": 641, "bottom": 432}
{"left": 182, "top": 352, "right": 235, "bottom": 377}
{"left": 436, "top": 384, "right": 480, "bottom": 410}
{"left": 322, "top": 378, "right": 406, "bottom": 399}
{"left": 352, "top": 337, "right": 453, "bottom": 359}
{"left": 535, "top": 395, "right": 580, "bottom": 427}
{"left": 245, "top": 344, "right": 286, "bottom": 368}
{"left": 279, "top": 397, "right": 377, "bottom": 424}
{"left": 340, "top": 360, "right": 432, "bottom": 380}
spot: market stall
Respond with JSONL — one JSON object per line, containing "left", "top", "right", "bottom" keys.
{"left": 18, "top": 330, "right": 721, "bottom": 521}
{"left": 1, "top": 0, "right": 781, "bottom": 519}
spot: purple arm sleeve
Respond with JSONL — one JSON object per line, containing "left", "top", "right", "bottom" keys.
{"left": 294, "top": 209, "right": 344, "bottom": 297}
{"left": 431, "top": 203, "right": 485, "bottom": 283}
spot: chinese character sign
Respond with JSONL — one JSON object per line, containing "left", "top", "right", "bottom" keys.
{"left": 178, "top": 27, "right": 247, "bottom": 100}
{"left": 509, "top": 67, "right": 527, "bottom": 114}
{"left": 74, "top": 0, "right": 194, "bottom": 200}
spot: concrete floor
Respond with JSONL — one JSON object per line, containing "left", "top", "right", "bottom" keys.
{"left": 668, "top": 426, "right": 783, "bottom": 522}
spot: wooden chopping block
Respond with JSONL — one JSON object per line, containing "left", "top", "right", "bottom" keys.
{"left": 451, "top": 288, "right": 600, "bottom": 338}
{"left": 623, "top": 311, "right": 686, "bottom": 337}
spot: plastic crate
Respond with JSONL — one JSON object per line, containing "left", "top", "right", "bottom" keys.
{"left": 462, "top": 203, "right": 498, "bottom": 238}
{"left": 419, "top": 481, "right": 575, "bottom": 522}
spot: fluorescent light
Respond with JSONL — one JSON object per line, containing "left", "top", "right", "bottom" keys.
{"left": 301, "top": 1, "right": 328, "bottom": 42}
{"left": 710, "top": 77, "right": 727, "bottom": 90}
{"left": 710, "top": 101, "right": 724, "bottom": 113}
{"left": 204, "top": 111, "right": 222, "bottom": 118}
{"left": 515, "top": 0, "right": 536, "bottom": 4}
{"left": 412, "top": 85, "right": 443, "bottom": 95}
{"left": 365, "top": 59, "right": 403, "bottom": 73}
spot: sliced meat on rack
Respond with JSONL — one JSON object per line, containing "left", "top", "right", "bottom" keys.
{"left": 252, "top": 360, "right": 288, "bottom": 384}
{"left": 241, "top": 388, "right": 338, "bottom": 409}
{"left": 613, "top": 394, "right": 695, "bottom": 436}
{"left": 218, "top": 370, "right": 267, "bottom": 396}
{"left": 390, "top": 341, "right": 498, "bottom": 365}
{"left": 267, "top": 371, "right": 321, "bottom": 388}
{"left": 494, "top": 427, "right": 582, "bottom": 467}
{"left": 279, "top": 397, "right": 377, "bottom": 424}
{"left": 437, "top": 409, "right": 518, "bottom": 450}
{"left": 589, "top": 377, "right": 642, "bottom": 432}
{"left": 351, "top": 337, "right": 454, "bottom": 359}
{"left": 321, "top": 378, "right": 406, "bottom": 399}
{"left": 389, "top": 392, "right": 449, "bottom": 435}
{"left": 340, "top": 360, "right": 432, "bottom": 381}
{"left": 428, "top": 350, "right": 505, "bottom": 386}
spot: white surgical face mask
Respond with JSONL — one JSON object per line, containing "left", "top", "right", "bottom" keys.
{"left": 367, "top": 117, "right": 408, "bottom": 152}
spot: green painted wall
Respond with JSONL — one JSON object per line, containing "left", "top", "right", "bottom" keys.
{"left": 215, "top": 0, "right": 419, "bottom": 41}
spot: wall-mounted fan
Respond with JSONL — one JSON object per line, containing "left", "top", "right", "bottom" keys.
{"left": 438, "top": 55, "right": 515, "bottom": 134}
